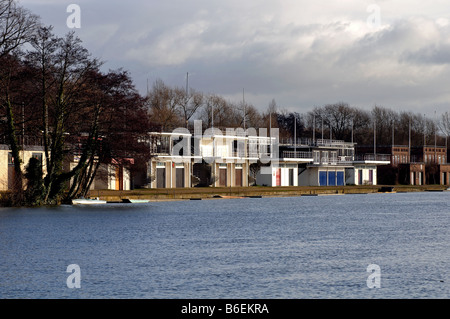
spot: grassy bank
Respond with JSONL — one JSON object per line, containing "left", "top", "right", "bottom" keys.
{"left": 87, "top": 185, "right": 448, "bottom": 202}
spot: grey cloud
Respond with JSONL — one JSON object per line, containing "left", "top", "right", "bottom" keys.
{"left": 402, "top": 44, "right": 450, "bottom": 65}
{"left": 18, "top": 1, "right": 450, "bottom": 116}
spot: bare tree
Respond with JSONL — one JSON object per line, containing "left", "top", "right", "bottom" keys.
{"left": 372, "top": 105, "right": 398, "bottom": 145}
{"left": 243, "top": 103, "right": 263, "bottom": 129}
{"left": 26, "top": 30, "right": 102, "bottom": 203}
{"left": 201, "top": 94, "right": 234, "bottom": 129}
{"left": 0, "top": 0, "right": 39, "bottom": 205}
{"left": 307, "top": 102, "right": 367, "bottom": 142}
{"left": 175, "top": 86, "right": 204, "bottom": 129}
{"left": 277, "top": 111, "right": 304, "bottom": 141}
{"left": 26, "top": 25, "right": 60, "bottom": 174}
{"left": 438, "top": 112, "right": 450, "bottom": 147}
{"left": 0, "top": 0, "right": 39, "bottom": 58}
{"left": 263, "top": 99, "right": 278, "bottom": 130}
{"left": 147, "top": 79, "right": 182, "bottom": 131}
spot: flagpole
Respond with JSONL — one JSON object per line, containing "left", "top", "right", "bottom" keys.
{"left": 409, "top": 118, "right": 411, "bottom": 162}
{"left": 312, "top": 114, "right": 316, "bottom": 145}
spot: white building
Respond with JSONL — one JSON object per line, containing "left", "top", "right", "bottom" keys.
{"left": 145, "top": 129, "right": 390, "bottom": 189}
{"left": 146, "top": 130, "right": 273, "bottom": 188}
{"left": 0, "top": 137, "right": 47, "bottom": 191}
{"left": 257, "top": 139, "right": 390, "bottom": 187}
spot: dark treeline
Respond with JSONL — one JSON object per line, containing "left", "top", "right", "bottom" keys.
{"left": 148, "top": 78, "right": 450, "bottom": 148}
{"left": 1, "top": 0, "right": 150, "bottom": 206}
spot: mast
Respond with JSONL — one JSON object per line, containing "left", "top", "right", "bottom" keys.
{"left": 313, "top": 114, "right": 316, "bottom": 144}
{"left": 243, "top": 88, "right": 246, "bottom": 130}
{"left": 294, "top": 116, "right": 297, "bottom": 155}
{"left": 409, "top": 117, "right": 411, "bottom": 162}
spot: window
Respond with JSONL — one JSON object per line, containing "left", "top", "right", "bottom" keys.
{"left": 331, "top": 152, "right": 337, "bottom": 164}
{"left": 313, "top": 151, "right": 320, "bottom": 163}
{"left": 321, "top": 151, "right": 329, "bottom": 164}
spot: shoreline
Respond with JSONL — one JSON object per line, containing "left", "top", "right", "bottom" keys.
{"left": 88, "top": 185, "right": 449, "bottom": 203}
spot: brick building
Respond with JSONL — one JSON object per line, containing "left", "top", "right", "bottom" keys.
{"left": 357, "top": 144, "right": 450, "bottom": 186}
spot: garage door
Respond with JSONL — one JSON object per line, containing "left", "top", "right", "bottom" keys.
{"left": 337, "top": 171, "right": 344, "bottom": 186}
{"left": 176, "top": 167, "right": 185, "bottom": 188}
{"left": 328, "top": 172, "right": 336, "bottom": 186}
{"left": 219, "top": 168, "right": 227, "bottom": 187}
{"left": 319, "top": 171, "right": 327, "bottom": 186}
{"left": 157, "top": 168, "right": 166, "bottom": 188}
{"left": 235, "top": 169, "right": 242, "bottom": 187}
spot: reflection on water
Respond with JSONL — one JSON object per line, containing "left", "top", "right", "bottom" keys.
{"left": 0, "top": 192, "right": 449, "bottom": 298}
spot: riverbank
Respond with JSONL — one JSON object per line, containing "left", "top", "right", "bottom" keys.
{"left": 87, "top": 185, "right": 449, "bottom": 202}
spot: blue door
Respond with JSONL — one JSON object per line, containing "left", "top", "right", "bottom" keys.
{"left": 337, "top": 171, "right": 344, "bottom": 186}
{"left": 319, "top": 171, "right": 327, "bottom": 186}
{"left": 328, "top": 172, "right": 336, "bottom": 186}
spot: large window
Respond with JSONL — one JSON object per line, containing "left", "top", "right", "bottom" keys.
{"left": 313, "top": 151, "right": 320, "bottom": 164}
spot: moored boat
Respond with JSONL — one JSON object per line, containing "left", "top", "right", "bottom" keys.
{"left": 121, "top": 198, "right": 150, "bottom": 203}
{"left": 72, "top": 198, "right": 107, "bottom": 205}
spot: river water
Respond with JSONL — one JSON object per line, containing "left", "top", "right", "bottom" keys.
{"left": 0, "top": 192, "right": 448, "bottom": 299}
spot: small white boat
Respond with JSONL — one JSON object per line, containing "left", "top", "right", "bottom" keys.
{"left": 121, "top": 198, "right": 150, "bottom": 204}
{"left": 72, "top": 197, "right": 107, "bottom": 205}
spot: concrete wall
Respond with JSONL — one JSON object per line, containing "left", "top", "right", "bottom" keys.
{"left": 150, "top": 160, "right": 191, "bottom": 188}
{"left": 353, "top": 165, "right": 377, "bottom": 185}
{"left": 298, "top": 167, "right": 346, "bottom": 186}
{"left": 0, "top": 148, "right": 46, "bottom": 191}
{"left": 256, "top": 164, "right": 298, "bottom": 187}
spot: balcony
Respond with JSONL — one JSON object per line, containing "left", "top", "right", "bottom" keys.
{"left": 279, "top": 138, "right": 355, "bottom": 148}
{"left": 281, "top": 151, "right": 313, "bottom": 159}
{"left": 313, "top": 155, "right": 354, "bottom": 165}
{"left": 315, "top": 139, "right": 355, "bottom": 148}
{"left": 355, "top": 154, "right": 391, "bottom": 162}
{"left": 0, "top": 135, "right": 43, "bottom": 147}
{"left": 279, "top": 138, "right": 313, "bottom": 146}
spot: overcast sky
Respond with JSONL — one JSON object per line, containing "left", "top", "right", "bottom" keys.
{"left": 19, "top": 0, "right": 450, "bottom": 116}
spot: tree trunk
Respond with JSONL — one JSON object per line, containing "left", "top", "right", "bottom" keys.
{"left": 5, "top": 95, "right": 24, "bottom": 205}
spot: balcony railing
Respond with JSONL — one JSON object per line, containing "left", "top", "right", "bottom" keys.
{"left": 355, "top": 154, "right": 391, "bottom": 162}
{"left": 279, "top": 138, "right": 313, "bottom": 146}
{"left": 313, "top": 156, "right": 354, "bottom": 165}
{"left": 0, "top": 135, "right": 43, "bottom": 147}
{"left": 279, "top": 138, "right": 355, "bottom": 148}
{"left": 281, "top": 151, "right": 313, "bottom": 159}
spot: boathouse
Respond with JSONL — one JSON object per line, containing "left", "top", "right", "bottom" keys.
{"left": 0, "top": 136, "right": 46, "bottom": 191}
